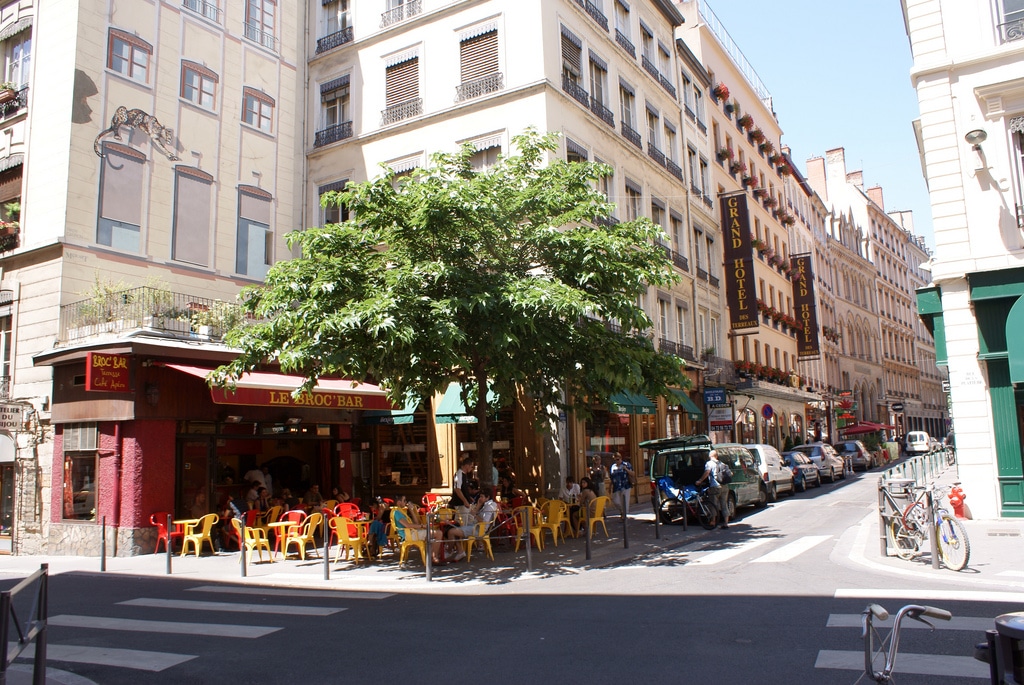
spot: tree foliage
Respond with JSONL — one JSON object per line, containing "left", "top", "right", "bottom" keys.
{"left": 215, "top": 129, "right": 689, "bottom": 484}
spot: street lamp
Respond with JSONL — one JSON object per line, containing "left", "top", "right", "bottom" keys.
{"left": 964, "top": 128, "right": 988, "bottom": 149}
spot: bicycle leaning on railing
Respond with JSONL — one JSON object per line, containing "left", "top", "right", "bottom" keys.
{"left": 860, "top": 603, "right": 952, "bottom": 683}
{"left": 881, "top": 481, "right": 971, "bottom": 571}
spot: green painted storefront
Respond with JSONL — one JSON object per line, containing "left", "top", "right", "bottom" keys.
{"left": 918, "top": 267, "right": 1024, "bottom": 517}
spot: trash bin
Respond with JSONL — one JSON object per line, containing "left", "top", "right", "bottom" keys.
{"left": 976, "top": 612, "right": 1024, "bottom": 684}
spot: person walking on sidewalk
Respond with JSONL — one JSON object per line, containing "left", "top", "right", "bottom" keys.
{"left": 609, "top": 452, "right": 635, "bottom": 516}
{"left": 695, "top": 450, "right": 729, "bottom": 528}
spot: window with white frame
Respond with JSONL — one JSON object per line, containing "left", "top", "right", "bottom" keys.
{"left": 664, "top": 125, "right": 677, "bottom": 163}
{"left": 659, "top": 299, "right": 670, "bottom": 339}
{"left": 320, "top": 75, "right": 350, "bottom": 133}
{"left": 646, "top": 106, "right": 659, "bottom": 149}
{"left": 566, "top": 138, "right": 587, "bottom": 165}
{"left": 596, "top": 157, "right": 613, "bottom": 207}
{"left": 97, "top": 143, "right": 144, "bottom": 252}
{"left": 999, "top": 0, "right": 1024, "bottom": 42}
{"left": 245, "top": 0, "right": 276, "bottom": 50}
{"left": 242, "top": 87, "right": 274, "bottom": 132}
{"left": 624, "top": 181, "right": 642, "bottom": 221}
{"left": 460, "top": 27, "right": 499, "bottom": 91}
{"left": 4, "top": 28, "right": 29, "bottom": 87}
{"left": 172, "top": 167, "right": 213, "bottom": 266}
{"left": 236, "top": 186, "right": 273, "bottom": 279}
{"left": 651, "top": 200, "right": 666, "bottom": 244}
{"left": 319, "top": 180, "right": 349, "bottom": 226}
{"left": 693, "top": 227, "right": 704, "bottom": 269}
{"left": 658, "top": 42, "right": 671, "bottom": 75}
{"left": 620, "top": 83, "right": 636, "bottom": 130}
{"left": 181, "top": 61, "right": 217, "bottom": 110}
{"left": 687, "top": 147, "right": 698, "bottom": 189}
{"left": 614, "top": 1, "right": 630, "bottom": 40}
{"left": 697, "top": 310, "right": 707, "bottom": 350}
{"left": 108, "top": 29, "right": 150, "bottom": 84}
{"left": 183, "top": 0, "right": 220, "bottom": 22}
{"left": 323, "top": 0, "right": 350, "bottom": 35}
{"left": 699, "top": 156, "right": 710, "bottom": 196}
{"left": 589, "top": 54, "right": 608, "bottom": 106}
{"left": 676, "top": 304, "right": 686, "bottom": 345}
{"left": 694, "top": 87, "right": 706, "bottom": 125}
{"left": 469, "top": 137, "right": 502, "bottom": 171}
{"left": 639, "top": 22, "right": 654, "bottom": 62}
{"left": 681, "top": 72, "right": 694, "bottom": 115}
{"left": 561, "top": 26, "right": 583, "bottom": 87}
{"left": 670, "top": 212, "right": 684, "bottom": 253}
{"left": 706, "top": 235, "right": 715, "bottom": 276}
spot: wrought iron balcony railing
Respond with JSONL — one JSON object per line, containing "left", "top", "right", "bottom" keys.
{"left": 574, "top": 0, "right": 609, "bottom": 31}
{"left": 381, "top": 98, "right": 422, "bottom": 125}
{"left": 641, "top": 55, "right": 660, "bottom": 81}
{"left": 666, "top": 159, "right": 683, "bottom": 181}
{"left": 696, "top": 267, "right": 708, "bottom": 281}
{"left": 684, "top": 104, "right": 696, "bottom": 122}
{"left": 313, "top": 121, "right": 353, "bottom": 148}
{"left": 589, "top": 97, "right": 614, "bottom": 127}
{"left": 620, "top": 122, "right": 642, "bottom": 149}
{"left": 658, "top": 74, "right": 676, "bottom": 98}
{"left": 381, "top": 0, "right": 423, "bottom": 28}
{"left": 659, "top": 338, "right": 679, "bottom": 356}
{"left": 679, "top": 344, "right": 696, "bottom": 363}
{"left": 0, "top": 86, "right": 28, "bottom": 120}
{"left": 999, "top": 17, "right": 1024, "bottom": 43}
{"left": 561, "top": 74, "right": 590, "bottom": 107}
{"left": 672, "top": 250, "right": 689, "bottom": 272}
{"left": 615, "top": 29, "right": 635, "bottom": 57}
{"left": 182, "top": 0, "right": 220, "bottom": 22}
{"left": 316, "top": 26, "right": 354, "bottom": 54}
{"left": 456, "top": 72, "right": 504, "bottom": 101}
{"left": 647, "top": 143, "right": 666, "bottom": 167}
{"left": 709, "top": 274, "right": 720, "bottom": 288}
{"left": 243, "top": 23, "right": 276, "bottom": 50}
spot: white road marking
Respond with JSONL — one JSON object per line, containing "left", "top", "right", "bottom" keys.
{"left": 997, "top": 570, "right": 1024, "bottom": 578}
{"left": 826, "top": 613, "right": 994, "bottom": 632}
{"left": 186, "top": 585, "right": 393, "bottom": 600}
{"left": 48, "top": 614, "right": 281, "bottom": 638}
{"left": 814, "top": 649, "right": 988, "bottom": 679}
{"left": 118, "top": 598, "right": 344, "bottom": 615}
{"left": 688, "top": 538, "right": 771, "bottom": 565}
{"left": 751, "top": 535, "right": 831, "bottom": 563}
{"left": 35, "top": 644, "right": 195, "bottom": 672}
{"left": 836, "top": 588, "right": 1024, "bottom": 603}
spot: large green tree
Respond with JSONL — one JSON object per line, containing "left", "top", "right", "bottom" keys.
{"left": 215, "top": 130, "right": 688, "bottom": 485}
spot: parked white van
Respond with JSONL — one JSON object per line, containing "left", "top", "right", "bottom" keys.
{"left": 904, "top": 431, "right": 931, "bottom": 456}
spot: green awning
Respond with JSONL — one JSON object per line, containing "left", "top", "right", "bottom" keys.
{"left": 435, "top": 382, "right": 497, "bottom": 424}
{"left": 607, "top": 391, "right": 656, "bottom": 415}
{"left": 362, "top": 398, "right": 419, "bottom": 425}
{"left": 667, "top": 388, "right": 703, "bottom": 419}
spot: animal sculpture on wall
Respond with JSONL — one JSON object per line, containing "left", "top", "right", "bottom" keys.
{"left": 93, "top": 106, "right": 179, "bottom": 161}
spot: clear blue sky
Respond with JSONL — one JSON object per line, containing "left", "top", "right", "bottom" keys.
{"left": 701, "top": 0, "right": 933, "bottom": 248}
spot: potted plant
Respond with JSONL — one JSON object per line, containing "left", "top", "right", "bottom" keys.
{"left": 190, "top": 299, "right": 244, "bottom": 339}
{"left": 716, "top": 147, "right": 734, "bottom": 162}
{"left": 750, "top": 128, "right": 765, "bottom": 144}
{"left": 737, "top": 114, "right": 754, "bottom": 131}
{"left": 729, "top": 160, "right": 746, "bottom": 176}
{"left": 712, "top": 83, "right": 730, "bottom": 101}
{"left": 0, "top": 82, "right": 17, "bottom": 105}
{"left": 724, "top": 100, "right": 736, "bottom": 115}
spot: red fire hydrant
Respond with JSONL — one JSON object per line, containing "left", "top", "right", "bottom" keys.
{"left": 949, "top": 485, "right": 967, "bottom": 519}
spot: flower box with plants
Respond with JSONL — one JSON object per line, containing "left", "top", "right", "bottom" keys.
{"left": 716, "top": 147, "right": 734, "bottom": 162}
{"left": 734, "top": 360, "right": 754, "bottom": 375}
{"left": 777, "top": 162, "right": 792, "bottom": 176}
{"left": 742, "top": 174, "right": 759, "bottom": 189}
{"left": 737, "top": 113, "right": 754, "bottom": 131}
{"left": 712, "top": 83, "right": 730, "bottom": 102}
{"left": 0, "top": 82, "right": 17, "bottom": 105}
{"left": 763, "top": 196, "right": 778, "bottom": 209}
{"left": 751, "top": 236, "right": 766, "bottom": 252}
{"left": 724, "top": 100, "right": 736, "bottom": 115}
{"left": 749, "top": 128, "right": 765, "bottom": 144}
{"left": 752, "top": 188, "right": 768, "bottom": 200}
{"left": 729, "top": 160, "right": 746, "bottom": 176}
{"left": 759, "top": 140, "right": 775, "bottom": 156}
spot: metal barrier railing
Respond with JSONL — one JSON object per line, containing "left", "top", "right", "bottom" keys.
{"left": 0, "top": 564, "right": 48, "bottom": 685}
{"left": 881, "top": 448, "right": 954, "bottom": 488}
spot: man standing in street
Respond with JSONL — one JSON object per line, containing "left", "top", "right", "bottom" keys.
{"left": 695, "top": 450, "right": 729, "bottom": 529}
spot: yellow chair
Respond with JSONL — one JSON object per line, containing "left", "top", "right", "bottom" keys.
{"left": 231, "top": 518, "right": 273, "bottom": 564}
{"left": 577, "top": 496, "right": 610, "bottom": 539}
{"left": 434, "top": 507, "right": 458, "bottom": 524}
{"left": 539, "top": 500, "right": 569, "bottom": 547}
{"left": 386, "top": 507, "right": 405, "bottom": 552}
{"left": 180, "top": 513, "right": 218, "bottom": 557}
{"left": 321, "top": 499, "right": 338, "bottom": 512}
{"left": 330, "top": 516, "right": 368, "bottom": 563}
{"left": 391, "top": 508, "right": 427, "bottom": 565}
{"left": 283, "top": 512, "right": 322, "bottom": 560}
{"left": 513, "top": 505, "right": 544, "bottom": 552}
{"left": 464, "top": 520, "right": 494, "bottom": 562}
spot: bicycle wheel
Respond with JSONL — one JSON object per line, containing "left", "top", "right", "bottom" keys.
{"left": 902, "top": 501, "right": 927, "bottom": 533}
{"left": 695, "top": 498, "right": 717, "bottom": 530}
{"left": 936, "top": 513, "right": 971, "bottom": 571}
{"left": 659, "top": 497, "right": 685, "bottom": 525}
{"left": 886, "top": 518, "right": 918, "bottom": 560}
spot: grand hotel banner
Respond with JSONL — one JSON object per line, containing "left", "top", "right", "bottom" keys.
{"left": 790, "top": 254, "right": 821, "bottom": 358}
{"left": 719, "top": 193, "right": 758, "bottom": 333}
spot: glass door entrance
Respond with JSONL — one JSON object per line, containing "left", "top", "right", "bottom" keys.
{"left": 0, "top": 462, "right": 13, "bottom": 553}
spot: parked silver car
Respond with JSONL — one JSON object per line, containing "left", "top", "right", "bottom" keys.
{"left": 743, "top": 443, "right": 796, "bottom": 501}
{"left": 791, "top": 443, "right": 845, "bottom": 482}
{"left": 833, "top": 440, "right": 873, "bottom": 472}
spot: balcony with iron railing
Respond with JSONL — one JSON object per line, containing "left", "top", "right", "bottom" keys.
{"left": 696, "top": 267, "right": 708, "bottom": 281}
{"left": 58, "top": 286, "right": 251, "bottom": 345}
{"left": 615, "top": 29, "right": 636, "bottom": 57}
{"left": 574, "top": 0, "right": 609, "bottom": 31}
{"left": 620, "top": 122, "right": 642, "bottom": 149}
{"left": 658, "top": 74, "right": 676, "bottom": 98}
{"left": 381, "top": 0, "right": 422, "bottom": 28}
{"left": 243, "top": 23, "right": 276, "bottom": 50}
{"left": 659, "top": 338, "right": 679, "bottom": 356}
{"left": 665, "top": 158, "right": 683, "bottom": 182}
{"left": 679, "top": 344, "right": 697, "bottom": 363}
{"left": 589, "top": 96, "right": 614, "bottom": 127}
{"left": 381, "top": 98, "right": 423, "bottom": 125}
{"left": 647, "top": 142, "right": 666, "bottom": 167}
{"left": 671, "top": 250, "right": 689, "bottom": 272}
{"left": 316, "top": 26, "right": 354, "bottom": 54}
{"left": 456, "top": 72, "right": 504, "bottom": 101}
{"left": 641, "top": 54, "right": 660, "bottom": 81}
{"left": 0, "top": 376, "right": 9, "bottom": 400}
{"left": 313, "top": 121, "right": 353, "bottom": 148}
{"left": 0, "top": 86, "right": 28, "bottom": 120}
{"left": 999, "top": 17, "right": 1024, "bottom": 43}
{"left": 182, "top": 0, "right": 220, "bottom": 22}
{"left": 561, "top": 74, "right": 590, "bottom": 108}
{"left": 709, "top": 274, "right": 720, "bottom": 288}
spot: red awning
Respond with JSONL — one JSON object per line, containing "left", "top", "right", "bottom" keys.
{"left": 840, "top": 421, "right": 895, "bottom": 436}
{"left": 163, "top": 364, "right": 393, "bottom": 410}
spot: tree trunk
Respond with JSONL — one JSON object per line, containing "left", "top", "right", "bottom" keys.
{"left": 474, "top": 373, "right": 494, "bottom": 487}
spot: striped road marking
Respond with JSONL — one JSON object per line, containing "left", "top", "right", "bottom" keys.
{"left": 814, "top": 649, "right": 988, "bottom": 679}
{"left": 39, "top": 644, "right": 195, "bottom": 672}
{"left": 826, "top": 613, "right": 994, "bottom": 632}
{"left": 186, "top": 585, "right": 393, "bottom": 600}
{"left": 751, "top": 535, "right": 831, "bottom": 563}
{"left": 835, "top": 588, "right": 1024, "bottom": 603}
{"left": 688, "top": 538, "right": 771, "bottom": 565}
{"left": 997, "top": 570, "right": 1024, "bottom": 578}
{"left": 48, "top": 614, "right": 281, "bottom": 638}
{"left": 118, "top": 598, "right": 343, "bottom": 616}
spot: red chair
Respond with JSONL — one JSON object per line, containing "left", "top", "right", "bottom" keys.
{"left": 150, "top": 512, "right": 183, "bottom": 554}
{"left": 335, "top": 502, "right": 362, "bottom": 520}
{"left": 271, "top": 510, "right": 306, "bottom": 557}
{"left": 422, "top": 493, "right": 447, "bottom": 512}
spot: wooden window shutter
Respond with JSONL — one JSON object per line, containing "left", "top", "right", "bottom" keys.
{"left": 460, "top": 29, "right": 498, "bottom": 83}
{"left": 385, "top": 57, "right": 419, "bottom": 106}
{"left": 561, "top": 28, "right": 582, "bottom": 75}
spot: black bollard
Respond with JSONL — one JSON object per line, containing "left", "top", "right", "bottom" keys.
{"left": 240, "top": 518, "right": 247, "bottom": 578}
{"left": 100, "top": 516, "right": 106, "bottom": 572}
{"left": 165, "top": 514, "right": 173, "bottom": 575}
{"left": 323, "top": 519, "right": 330, "bottom": 581}
{"left": 425, "top": 514, "right": 432, "bottom": 582}
{"left": 622, "top": 507, "right": 629, "bottom": 549}
{"left": 525, "top": 509, "right": 533, "bottom": 572}
{"left": 584, "top": 502, "right": 592, "bottom": 561}
{"left": 653, "top": 486, "right": 661, "bottom": 540}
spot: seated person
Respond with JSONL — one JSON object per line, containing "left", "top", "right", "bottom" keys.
{"left": 573, "top": 477, "right": 597, "bottom": 530}
{"left": 366, "top": 500, "right": 391, "bottom": 558}
{"left": 445, "top": 486, "right": 499, "bottom": 560}
{"left": 391, "top": 497, "right": 444, "bottom": 563}
{"left": 253, "top": 487, "right": 271, "bottom": 512}
{"left": 189, "top": 490, "right": 208, "bottom": 520}
{"left": 244, "top": 483, "right": 260, "bottom": 510}
{"left": 499, "top": 474, "right": 525, "bottom": 505}
{"left": 559, "top": 476, "right": 581, "bottom": 503}
{"left": 331, "top": 487, "right": 352, "bottom": 504}
{"left": 304, "top": 484, "right": 324, "bottom": 508}
{"left": 281, "top": 488, "right": 299, "bottom": 509}
{"left": 215, "top": 493, "right": 244, "bottom": 551}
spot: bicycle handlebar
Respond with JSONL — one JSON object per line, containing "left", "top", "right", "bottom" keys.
{"left": 914, "top": 605, "right": 952, "bottom": 622}
{"left": 866, "top": 603, "right": 889, "bottom": 621}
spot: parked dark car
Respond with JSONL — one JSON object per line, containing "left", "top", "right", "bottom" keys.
{"left": 783, "top": 451, "right": 821, "bottom": 491}
{"left": 833, "top": 440, "right": 873, "bottom": 472}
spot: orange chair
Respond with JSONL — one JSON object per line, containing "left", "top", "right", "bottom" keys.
{"left": 271, "top": 510, "right": 306, "bottom": 557}
{"left": 335, "top": 502, "right": 362, "bottom": 520}
{"left": 150, "top": 512, "right": 183, "bottom": 554}
{"left": 421, "top": 493, "right": 448, "bottom": 512}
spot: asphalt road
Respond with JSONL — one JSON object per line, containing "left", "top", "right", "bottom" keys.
{"left": 1, "top": 473, "right": 1013, "bottom": 684}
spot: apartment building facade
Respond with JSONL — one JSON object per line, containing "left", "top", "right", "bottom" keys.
{"left": 904, "top": 0, "right": 1024, "bottom": 517}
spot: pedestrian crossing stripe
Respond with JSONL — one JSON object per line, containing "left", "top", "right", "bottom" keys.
{"left": 835, "top": 588, "right": 1024, "bottom": 603}
{"left": 186, "top": 585, "right": 393, "bottom": 600}
{"left": 36, "top": 644, "right": 196, "bottom": 672}
{"left": 814, "top": 649, "right": 988, "bottom": 679}
{"left": 49, "top": 614, "right": 281, "bottom": 638}
{"left": 119, "top": 598, "right": 344, "bottom": 615}
{"left": 751, "top": 535, "right": 831, "bottom": 563}
{"left": 688, "top": 538, "right": 771, "bottom": 565}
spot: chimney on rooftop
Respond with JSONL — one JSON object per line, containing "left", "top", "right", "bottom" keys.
{"left": 867, "top": 186, "right": 884, "bottom": 210}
